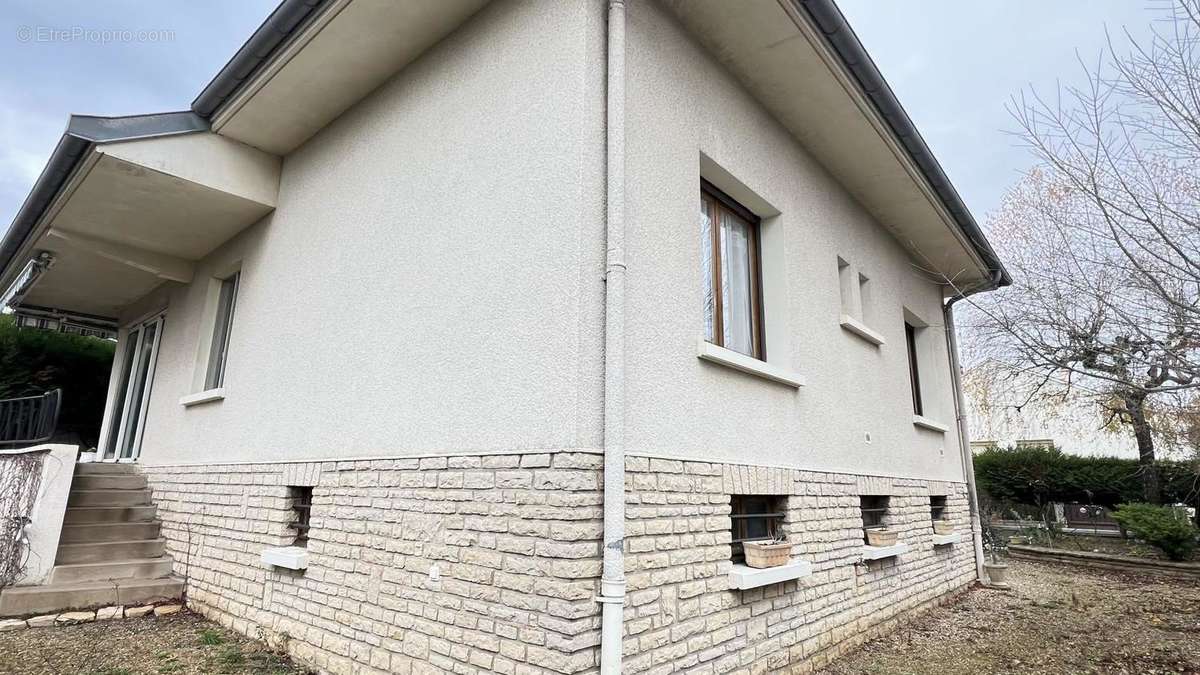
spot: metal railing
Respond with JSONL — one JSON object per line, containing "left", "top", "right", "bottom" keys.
{"left": 0, "top": 389, "right": 62, "bottom": 448}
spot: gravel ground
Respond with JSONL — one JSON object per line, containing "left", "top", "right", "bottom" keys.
{"left": 0, "top": 611, "right": 309, "bottom": 675}
{"left": 819, "top": 559, "right": 1200, "bottom": 675}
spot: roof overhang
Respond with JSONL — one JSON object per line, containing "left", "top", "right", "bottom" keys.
{"left": 0, "top": 114, "right": 279, "bottom": 318}
{"left": 661, "top": 0, "right": 1010, "bottom": 292}
{"left": 197, "top": 0, "right": 491, "bottom": 156}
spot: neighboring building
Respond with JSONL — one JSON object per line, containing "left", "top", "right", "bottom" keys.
{"left": 0, "top": 1, "right": 1009, "bottom": 673}
{"left": 10, "top": 305, "right": 117, "bottom": 340}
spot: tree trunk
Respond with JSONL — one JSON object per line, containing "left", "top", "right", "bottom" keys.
{"left": 1126, "top": 393, "right": 1162, "bottom": 504}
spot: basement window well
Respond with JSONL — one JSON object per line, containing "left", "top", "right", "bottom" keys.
{"left": 260, "top": 485, "right": 313, "bottom": 571}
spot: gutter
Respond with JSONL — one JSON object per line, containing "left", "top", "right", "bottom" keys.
{"left": 191, "top": 0, "right": 331, "bottom": 119}
{"left": 0, "top": 112, "right": 207, "bottom": 288}
{"left": 598, "top": 1, "right": 627, "bottom": 673}
{"left": 943, "top": 272, "right": 1001, "bottom": 585}
{"left": 791, "top": 0, "right": 1010, "bottom": 288}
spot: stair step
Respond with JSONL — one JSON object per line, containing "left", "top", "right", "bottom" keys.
{"left": 73, "top": 462, "right": 140, "bottom": 475}
{"left": 71, "top": 474, "right": 147, "bottom": 490}
{"left": 0, "top": 577, "right": 183, "bottom": 617}
{"left": 63, "top": 506, "right": 157, "bottom": 524}
{"left": 56, "top": 539, "right": 166, "bottom": 565}
{"left": 59, "top": 521, "right": 161, "bottom": 544}
{"left": 68, "top": 489, "right": 151, "bottom": 507}
{"left": 48, "top": 557, "right": 174, "bottom": 585}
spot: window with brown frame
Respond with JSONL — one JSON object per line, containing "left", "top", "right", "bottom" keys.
{"left": 730, "top": 494, "right": 785, "bottom": 561}
{"left": 701, "top": 181, "right": 764, "bottom": 359}
{"left": 905, "top": 322, "right": 923, "bottom": 416}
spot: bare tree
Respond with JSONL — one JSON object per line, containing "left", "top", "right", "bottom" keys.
{"left": 960, "top": 0, "right": 1200, "bottom": 503}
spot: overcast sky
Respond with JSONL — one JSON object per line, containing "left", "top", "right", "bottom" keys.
{"left": 0, "top": 1, "right": 1166, "bottom": 233}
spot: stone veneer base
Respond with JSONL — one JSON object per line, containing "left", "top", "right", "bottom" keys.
{"left": 141, "top": 451, "right": 978, "bottom": 674}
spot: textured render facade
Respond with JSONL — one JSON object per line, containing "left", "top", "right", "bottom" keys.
{"left": 0, "top": 0, "right": 1007, "bottom": 672}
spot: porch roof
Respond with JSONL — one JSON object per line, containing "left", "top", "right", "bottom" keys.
{"left": 0, "top": 114, "right": 279, "bottom": 318}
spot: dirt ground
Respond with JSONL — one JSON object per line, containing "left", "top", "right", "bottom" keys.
{"left": 0, "top": 611, "right": 308, "bottom": 675}
{"left": 819, "top": 559, "right": 1200, "bottom": 675}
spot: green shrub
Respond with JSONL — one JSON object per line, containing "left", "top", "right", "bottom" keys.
{"left": 0, "top": 315, "right": 114, "bottom": 445}
{"left": 973, "top": 445, "right": 1200, "bottom": 511}
{"left": 1110, "top": 502, "right": 1199, "bottom": 561}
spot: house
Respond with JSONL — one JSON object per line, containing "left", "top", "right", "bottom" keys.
{"left": 0, "top": 0, "right": 1009, "bottom": 672}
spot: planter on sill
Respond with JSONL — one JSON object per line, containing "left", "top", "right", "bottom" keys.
{"left": 865, "top": 528, "right": 898, "bottom": 547}
{"left": 933, "top": 521, "right": 954, "bottom": 535}
{"left": 743, "top": 541, "right": 792, "bottom": 569}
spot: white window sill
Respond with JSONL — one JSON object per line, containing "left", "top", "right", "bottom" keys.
{"left": 932, "top": 533, "right": 961, "bottom": 546}
{"left": 261, "top": 546, "right": 308, "bottom": 570}
{"left": 696, "top": 339, "right": 804, "bottom": 388}
{"left": 862, "top": 543, "right": 908, "bottom": 560}
{"left": 727, "top": 559, "right": 812, "bottom": 589}
{"left": 839, "top": 314, "right": 886, "bottom": 346}
{"left": 913, "top": 415, "right": 949, "bottom": 433}
{"left": 180, "top": 388, "right": 225, "bottom": 407}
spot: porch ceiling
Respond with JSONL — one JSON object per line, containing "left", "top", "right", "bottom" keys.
{"left": 4, "top": 130, "right": 279, "bottom": 319}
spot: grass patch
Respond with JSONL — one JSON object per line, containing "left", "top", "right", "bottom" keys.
{"left": 199, "top": 628, "right": 226, "bottom": 646}
{"left": 218, "top": 645, "right": 246, "bottom": 668}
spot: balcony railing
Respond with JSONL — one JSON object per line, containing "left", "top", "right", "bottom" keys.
{"left": 0, "top": 390, "right": 62, "bottom": 448}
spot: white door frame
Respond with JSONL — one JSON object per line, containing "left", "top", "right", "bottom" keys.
{"left": 101, "top": 312, "right": 165, "bottom": 462}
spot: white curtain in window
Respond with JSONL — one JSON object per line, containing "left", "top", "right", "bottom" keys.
{"left": 721, "top": 211, "right": 754, "bottom": 356}
{"left": 701, "top": 199, "right": 715, "bottom": 342}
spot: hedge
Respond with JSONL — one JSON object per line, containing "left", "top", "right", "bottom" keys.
{"left": 973, "top": 445, "right": 1200, "bottom": 510}
{"left": 0, "top": 315, "right": 115, "bottom": 445}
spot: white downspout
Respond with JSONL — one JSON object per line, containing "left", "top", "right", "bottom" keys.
{"left": 944, "top": 297, "right": 986, "bottom": 584}
{"left": 598, "top": 1, "right": 627, "bottom": 673}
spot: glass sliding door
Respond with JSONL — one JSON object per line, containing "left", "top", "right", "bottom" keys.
{"left": 105, "top": 314, "right": 164, "bottom": 461}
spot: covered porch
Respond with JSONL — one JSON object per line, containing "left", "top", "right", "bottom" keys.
{"left": 0, "top": 112, "right": 279, "bottom": 461}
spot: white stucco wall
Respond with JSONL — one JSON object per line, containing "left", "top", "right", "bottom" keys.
{"left": 620, "top": 2, "right": 964, "bottom": 482}
{"left": 117, "top": 0, "right": 967, "bottom": 482}
{"left": 133, "top": 0, "right": 607, "bottom": 465}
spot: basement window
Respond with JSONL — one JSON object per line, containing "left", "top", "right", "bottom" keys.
{"left": 930, "top": 495, "right": 947, "bottom": 524}
{"left": 288, "top": 486, "right": 313, "bottom": 546}
{"left": 730, "top": 495, "right": 785, "bottom": 562}
{"left": 860, "top": 495, "right": 890, "bottom": 539}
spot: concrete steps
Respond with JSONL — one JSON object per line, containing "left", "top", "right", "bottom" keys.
{"left": 68, "top": 489, "right": 152, "bottom": 507}
{"left": 63, "top": 506, "right": 158, "bottom": 524}
{"left": 56, "top": 539, "right": 166, "bottom": 564}
{"left": 48, "top": 557, "right": 176, "bottom": 584}
{"left": 0, "top": 462, "right": 182, "bottom": 617}
{"left": 59, "top": 521, "right": 161, "bottom": 544}
{"left": 0, "top": 578, "right": 183, "bottom": 617}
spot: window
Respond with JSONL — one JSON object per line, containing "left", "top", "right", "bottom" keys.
{"left": 860, "top": 495, "right": 889, "bottom": 541}
{"left": 701, "top": 181, "right": 763, "bottom": 359}
{"left": 904, "top": 322, "right": 923, "bottom": 416}
{"left": 730, "top": 495, "right": 784, "bottom": 561}
{"left": 204, "top": 272, "right": 240, "bottom": 389}
{"left": 288, "top": 486, "right": 313, "bottom": 546}
{"left": 930, "top": 495, "right": 947, "bottom": 525}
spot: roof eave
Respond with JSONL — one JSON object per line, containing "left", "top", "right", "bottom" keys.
{"left": 791, "top": 0, "right": 1011, "bottom": 289}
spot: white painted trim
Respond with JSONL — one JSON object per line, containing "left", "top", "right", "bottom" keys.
{"left": 932, "top": 533, "right": 961, "bottom": 546}
{"left": 180, "top": 388, "right": 225, "bottom": 407}
{"left": 696, "top": 339, "right": 804, "bottom": 388}
{"left": 727, "top": 559, "right": 812, "bottom": 589}
{"left": 261, "top": 546, "right": 308, "bottom": 570}
{"left": 839, "top": 314, "right": 885, "bottom": 346}
{"left": 913, "top": 416, "right": 950, "bottom": 433}
{"left": 862, "top": 543, "right": 908, "bottom": 560}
